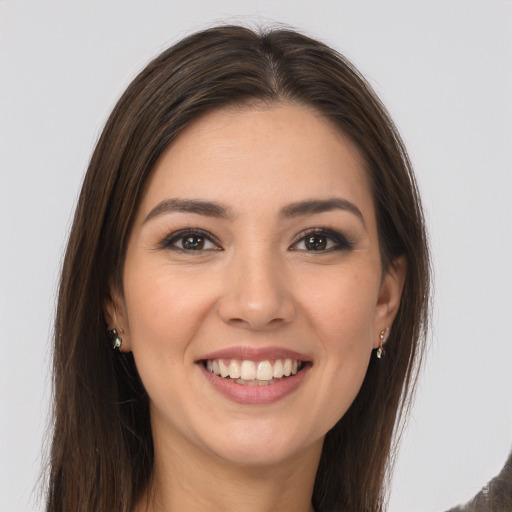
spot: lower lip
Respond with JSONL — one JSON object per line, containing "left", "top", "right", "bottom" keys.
{"left": 199, "top": 363, "right": 310, "bottom": 405}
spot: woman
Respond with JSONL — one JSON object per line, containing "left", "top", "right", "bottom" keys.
{"left": 46, "top": 25, "right": 430, "bottom": 512}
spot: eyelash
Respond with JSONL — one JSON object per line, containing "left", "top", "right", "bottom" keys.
{"left": 290, "top": 228, "right": 354, "bottom": 252}
{"left": 159, "top": 227, "right": 354, "bottom": 253}
{"left": 159, "top": 228, "right": 221, "bottom": 252}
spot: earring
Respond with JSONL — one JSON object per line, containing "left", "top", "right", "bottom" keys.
{"left": 377, "top": 327, "right": 389, "bottom": 359}
{"left": 108, "top": 328, "right": 122, "bottom": 350}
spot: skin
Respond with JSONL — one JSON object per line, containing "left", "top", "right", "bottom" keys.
{"left": 106, "top": 103, "right": 405, "bottom": 512}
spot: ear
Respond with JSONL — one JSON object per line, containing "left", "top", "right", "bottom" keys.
{"left": 373, "top": 255, "right": 407, "bottom": 349}
{"left": 103, "top": 287, "right": 131, "bottom": 352}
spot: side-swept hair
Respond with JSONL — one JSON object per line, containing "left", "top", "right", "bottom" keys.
{"left": 46, "top": 25, "right": 430, "bottom": 512}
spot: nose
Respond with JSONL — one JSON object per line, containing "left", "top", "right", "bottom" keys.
{"left": 217, "top": 251, "right": 296, "bottom": 331}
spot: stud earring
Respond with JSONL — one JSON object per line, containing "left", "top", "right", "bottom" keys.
{"left": 377, "top": 327, "right": 389, "bottom": 359}
{"left": 108, "top": 328, "right": 123, "bottom": 350}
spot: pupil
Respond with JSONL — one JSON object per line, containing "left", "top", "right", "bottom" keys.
{"left": 183, "top": 235, "right": 204, "bottom": 250}
{"left": 305, "top": 235, "right": 326, "bottom": 250}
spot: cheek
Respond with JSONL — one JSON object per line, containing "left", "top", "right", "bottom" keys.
{"left": 123, "top": 261, "right": 217, "bottom": 357}
{"left": 121, "top": 263, "right": 217, "bottom": 419}
{"left": 298, "top": 263, "right": 380, "bottom": 352}
{"left": 294, "top": 263, "right": 379, "bottom": 425}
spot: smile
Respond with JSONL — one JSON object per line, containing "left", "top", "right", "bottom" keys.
{"left": 198, "top": 347, "right": 311, "bottom": 404}
{"left": 205, "top": 358, "right": 303, "bottom": 385}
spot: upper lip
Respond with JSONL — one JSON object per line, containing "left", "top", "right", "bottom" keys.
{"left": 197, "top": 346, "right": 311, "bottom": 362}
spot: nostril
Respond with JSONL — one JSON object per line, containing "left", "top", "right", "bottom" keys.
{"left": 269, "top": 317, "right": 286, "bottom": 325}
{"left": 217, "top": 287, "right": 296, "bottom": 330}
{"left": 227, "top": 316, "right": 287, "bottom": 330}
{"left": 227, "top": 317, "right": 250, "bottom": 328}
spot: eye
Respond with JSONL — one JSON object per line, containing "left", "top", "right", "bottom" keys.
{"left": 290, "top": 228, "right": 353, "bottom": 252}
{"left": 160, "top": 229, "right": 221, "bottom": 252}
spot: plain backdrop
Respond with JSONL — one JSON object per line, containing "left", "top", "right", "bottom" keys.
{"left": 1, "top": 1, "right": 511, "bottom": 511}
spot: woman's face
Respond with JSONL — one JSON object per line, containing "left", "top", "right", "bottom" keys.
{"left": 110, "top": 103, "right": 404, "bottom": 468}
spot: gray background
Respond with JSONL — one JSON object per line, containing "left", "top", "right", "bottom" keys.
{"left": 1, "top": 1, "right": 511, "bottom": 511}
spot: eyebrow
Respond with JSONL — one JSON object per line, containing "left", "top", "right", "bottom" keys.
{"left": 280, "top": 198, "right": 365, "bottom": 226}
{"left": 143, "top": 198, "right": 233, "bottom": 224}
{"left": 143, "top": 197, "right": 365, "bottom": 226}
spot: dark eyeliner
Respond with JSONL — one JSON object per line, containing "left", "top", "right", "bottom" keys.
{"left": 291, "top": 227, "right": 355, "bottom": 251}
{"left": 158, "top": 228, "right": 220, "bottom": 251}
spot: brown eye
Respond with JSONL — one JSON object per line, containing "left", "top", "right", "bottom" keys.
{"left": 304, "top": 235, "right": 327, "bottom": 251}
{"left": 161, "top": 229, "right": 220, "bottom": 252}
{"left": 182, "top": 235, "right": 205, "bottom": 250}
{"left": 290, "top": 228, "right": 354, "bottom": 252}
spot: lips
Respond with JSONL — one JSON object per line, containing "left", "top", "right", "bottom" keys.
{"left": 197, "top": 346, "right": 311, "bottom": 404}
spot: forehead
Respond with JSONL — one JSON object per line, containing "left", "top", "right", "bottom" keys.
{"left": 138, "top": 103, "right": 374, "bottom": 221}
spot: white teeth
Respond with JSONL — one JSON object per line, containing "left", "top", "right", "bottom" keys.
{"left": 283, "top": 359, "right": 292, "bottom": 377}
{"left": 273, "top": 359, "right": 284, "bottom": 378}
{"left": 256, "top": 361, "right": 274, "bottom": 381}
{"left": 206, "top": 358, "right": 304, "bottom": 381}
{"left": 228, "top": 360, "right": 241, "bottom": 379}
{"left": 240, "top": 360, "right": 256, "bottom": 380}
{"left": 219, "top": 360, "right": 229, "bottom": 378}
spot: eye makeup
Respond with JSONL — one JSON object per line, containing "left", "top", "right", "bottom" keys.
{"left": 290, "top": 227, "right": 355, "bottom": 252}
{"left": 158, "top": 228, "right": 222, "bottom": 252}
{"left": 156, "top": 225, "right": 355, "bottom": 255}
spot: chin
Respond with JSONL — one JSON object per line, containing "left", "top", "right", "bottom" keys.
{"left": 200, "top": 417, "right": 322, "bottom": 468}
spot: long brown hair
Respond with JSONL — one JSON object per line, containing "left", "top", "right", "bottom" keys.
{"left": 46, "top": 25, "right": 430, "bottom": 512}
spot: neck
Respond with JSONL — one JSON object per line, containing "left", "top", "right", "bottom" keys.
{"left": 135, "top": 430, "right": 321, "bottom": 512}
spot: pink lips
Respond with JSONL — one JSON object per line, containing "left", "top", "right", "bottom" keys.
{"left": 197, "top": 346, "right": 311, "bottom": 405}
{"left": 199, "top": 346, "right": 310, "bottom": 362}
